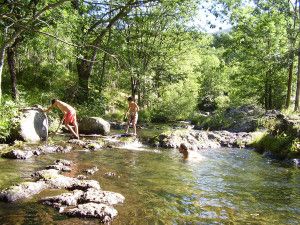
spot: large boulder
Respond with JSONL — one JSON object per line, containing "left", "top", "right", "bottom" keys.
{"left": 10, "top": 108, "right": 48, "bottom": 142}
{"left": 79, "top": 117, "right": 110, "bottom": 135}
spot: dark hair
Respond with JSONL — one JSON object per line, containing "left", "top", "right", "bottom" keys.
{"left": 127, "top": 96, "right": 133, "bottom": 101}
{"left": 179, "top": 143, "right": 188, "bottom": 151}
{"left": 51, "top": 99, "right": 57, "bottom": 105}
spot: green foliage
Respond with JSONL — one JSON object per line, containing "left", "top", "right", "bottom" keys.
{"left": 191, "top": 109, "right": 233, "bottom": 130}
{"left": 251, "top": 132, "right": 299, "bottom": 159}
{"left": 0, "top": 98, "right": 21, "bottom": 142}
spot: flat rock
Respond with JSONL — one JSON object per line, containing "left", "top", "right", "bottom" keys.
{"left": 41, "top": 190, "right": 84, "bottom": 208}
{"left": 0, "top": 181, "right": 48, "bottom": 202}
{"left": 38, "top": 145, "right": 72, "bottom": 154}
{"left": 1, "top": 149, "right": 34, "bottom": 160}
{"left": 63, "top": 202, "right": 118, "bottom": 223}
{"left": 82, "top": 188, "right": 125, "bottom": 205}
{"left": 46, "top": 164, "right": 71, "bottom": 172}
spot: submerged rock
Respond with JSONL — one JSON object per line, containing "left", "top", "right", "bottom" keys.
{"left": 104, "top": 172, "right": 118, "bottom": 178}
{"left": 46, "top": 164, "right": 71, "bottom": 172}
{"left": 68, "top": 139, "right": 87, "bottom": 147}
{"left": 0, "top": 181, "right": 48, "bottom": 202}
{"left": 1, "top": 149, "right": 34, "bottom": 160}
{"left": 38, "top": 145, "right": 72, "bottom": 154}
{"left": 63, "top": 203, "right": 118, "bottom": 223}
{"left": 55, "top": 159, "right": 73, "bottom": 166}
{"left": 79, "top": 117, "right": 110, "bottom": 135}
{"left": 84, "top": 166, "right": 99, "bottom": 175}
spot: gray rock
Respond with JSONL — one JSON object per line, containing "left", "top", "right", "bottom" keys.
{"left": 0, "top": 181, "right": 48, "bottom": 202}
{"left": 68, "top": 180, "right": 101, "bottom": 191}
{"left": 41, "top": 190, "right": 84, "bottom": 208}
{"left": 284, "top": 158, "right": 300, "bottom": 167}
{"left": 110, "top": 122, "right": 126, "bottom": 130}
{"left": 76, "top": 175, "right": 87, "bottom": 180}
{"left": 55, "top": 159, "right": 73, "bottom": 166}
{"left": 79, "top": 117, "right": 110, "bottom": 135}
{"left": 154, "top": 130, "right": 253, "bottom": 150}
{"left": 38, "top": 145, "right": 72, "bottom": 154}
{"left": 85, "top": 143, "right": 102, "bottom": 151}
{"left": 46, "top": 164, "right": 71, "bottom": 172}
{"left": 0, "top": 144, "right": 9, "bottom": 151}
{"left": 32, "top": 169, "right": 100, "bottom": 190}
{"left": 84, "top": 166, "right": 99, "bottom": 175}
{"left": 82, "top": 188, "right": 125, "bottom": 205}
{"left": 63, "top": 202, "right": 118, "bottom": 223}
{"left": 104, "top": 172, "right": 117, "bottom": 178}
{"left": 1, "top": 149, "right": 34, "bottom": 160}
{"left": 32, "top": 169, "right": 61, "bottom": 180}
{"left": 68, "top": 139, "right": 87, "bottom": 146}
{"left": 10, "top": 108, "right": 48, "bottom": 142}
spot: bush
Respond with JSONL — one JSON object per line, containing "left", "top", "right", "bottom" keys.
{"left": 0, "top": 99, "right": 20, "bottom": 142}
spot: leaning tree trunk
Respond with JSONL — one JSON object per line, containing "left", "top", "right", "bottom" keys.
{"left": 7, "top": 46, "right": 19, "bottom": 100}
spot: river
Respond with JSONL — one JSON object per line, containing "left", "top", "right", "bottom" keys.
{"left": 0, "top": 140, "right": 299, "bottom": 224}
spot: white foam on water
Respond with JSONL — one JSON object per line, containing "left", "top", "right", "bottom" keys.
{"left": 120, "top": 140, "right": 161, "bottom": 153}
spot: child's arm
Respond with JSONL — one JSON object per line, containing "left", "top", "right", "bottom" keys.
{"left": 135, "top": 103, "right": 139, "bottom": 112}
{"left": 43, "top": 105, "right": 53, "bottom": 113}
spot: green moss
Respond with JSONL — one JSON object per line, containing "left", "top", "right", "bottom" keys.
{"left": 251, "top": 132, "right": 300, "bottom": 159}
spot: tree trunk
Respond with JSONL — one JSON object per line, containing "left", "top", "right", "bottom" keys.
{"left": 295, "top": 47, "right": 300, "bottom": 111}
{"left": 0, "top": 46, "right": 6, "bottom": 103}
{"left": 77, "top": 59, "right": 92, "bottom": 101}
{"left": 286, "top": 60, "right": 294, "bottom": 108}
{"left": 264, "top": 71, "right": 272, "bottom": 110}
{"left": 7, "top": 46, "right": 19, "bottom": 100}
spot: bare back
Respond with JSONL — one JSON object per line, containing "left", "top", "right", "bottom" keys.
{"left": 54, "top": 100, "right": 76, "bottom": 114}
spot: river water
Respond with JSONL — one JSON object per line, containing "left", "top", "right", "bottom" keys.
{"left": 0, "top": 141, "right": 299, "bottom": 224}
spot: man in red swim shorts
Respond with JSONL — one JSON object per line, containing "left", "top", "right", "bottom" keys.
{"left": 44, "top": 99, "right": 79, "bottom": 139}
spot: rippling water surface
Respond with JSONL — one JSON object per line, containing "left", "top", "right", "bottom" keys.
{"left": 0, "top": 142, "right": 299, "bottom": 225}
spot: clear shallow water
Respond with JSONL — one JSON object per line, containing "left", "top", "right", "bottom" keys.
{"left": 0, "top": 143, "right": 299, "bottom": 225}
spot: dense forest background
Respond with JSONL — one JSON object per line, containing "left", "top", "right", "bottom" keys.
{"left": 0, "top": 0, "right": 300, "bottom": 139}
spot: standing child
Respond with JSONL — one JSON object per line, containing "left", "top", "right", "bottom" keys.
{"left": 44, "top": 99, "right": 79, "bottom": 139}
{"left": 125, "top": 96, "right": 139, "bottom": 136}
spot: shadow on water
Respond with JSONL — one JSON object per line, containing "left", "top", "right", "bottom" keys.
{"left": 0, "top": 138, "right": 299, "bottom": 225}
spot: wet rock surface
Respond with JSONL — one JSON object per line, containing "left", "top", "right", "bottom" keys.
{"left": 151, "top": 130, "right": 253, "bottom": 150}
{"left": 64, "top": 203, "right": 118, "bottom": 223}
{"left": 84, "top": 166, "right": 99, "bottom": 175}
{"left": 0, "top": 181, "right": 48, "bottom": 202}
{"left": 1, "top": 152, "right": 125, "bottom": 223}
{"left": 1, "top": 149, "right": 34, "bottom": 159}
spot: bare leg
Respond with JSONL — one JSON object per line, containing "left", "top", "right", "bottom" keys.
{"left": 66, "top": 124, "right": 79, "bottom": 139}
{"left": 133, "top": 122, "right": 137, "bottom": 135}
{"left": 73, "top": 115, "right": 79, "bottom": 138}
{"left": 125, "top": 117, "right": 130, "bottom": 134}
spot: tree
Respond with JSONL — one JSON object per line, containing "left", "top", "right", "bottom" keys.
{"left": 0, "top": 0, "right": 71, "bottom": 102}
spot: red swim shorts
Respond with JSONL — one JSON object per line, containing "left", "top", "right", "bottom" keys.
{"left": 64, "top": 111, "right": 76, "bottom": 125}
